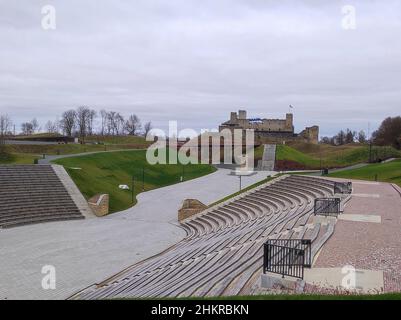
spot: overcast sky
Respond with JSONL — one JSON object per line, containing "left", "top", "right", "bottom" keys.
{"left": 1, "top": 0, "right": 401, "bottom": 136}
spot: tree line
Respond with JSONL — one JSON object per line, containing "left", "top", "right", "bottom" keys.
{"left": 0, "top": 106, "right": 153, "bottom": 138}
{"left": 1, "top": 112, "right": 401, "bottom": 150}
{"left": 320, "top": 129, "right": 367, "bottom": 145}
{"left": 321, "top": 116, "right": 401, "bottom": 149}
{"left": 0, "top": 114, "right": 13, "bottom": 154}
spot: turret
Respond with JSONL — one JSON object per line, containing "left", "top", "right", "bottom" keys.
{"left": 238, "top": 110, "right": 247, "bottom": 120}
{"left": 285, "top": 113, "right": 294, "bottom": 132}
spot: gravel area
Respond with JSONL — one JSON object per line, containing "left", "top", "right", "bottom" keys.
{"left": 314, "top": 181, "right": 401, "bottom": 292}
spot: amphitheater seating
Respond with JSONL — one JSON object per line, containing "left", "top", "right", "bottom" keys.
{"left": 73, "top": 175, "right": 350, "bottom": 299}
{"left": 0, "top": 165, "right": 84, "bottom": 229}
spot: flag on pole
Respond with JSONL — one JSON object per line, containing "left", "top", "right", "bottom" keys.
{"left": 289, "top": 105, "right": 293, "bottom": 109}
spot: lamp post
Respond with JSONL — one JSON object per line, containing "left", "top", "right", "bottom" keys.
{"left": 239, "top": 175, "right": 242, "bottom": 191}
{"left": 131, "top": 176, "right": 135, "bottom": 203}
{"left": 142, "top": 167, "right": 145, "bottom": 191}
{"left": 369, "top": 140, "right": 373, "bottom": 163}
{"left": 319, "top": 149, "right": 322, "bottom": 172}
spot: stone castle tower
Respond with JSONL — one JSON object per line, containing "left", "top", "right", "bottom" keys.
{"left": 219, "top": 110, "right": 319, "bottom": 144}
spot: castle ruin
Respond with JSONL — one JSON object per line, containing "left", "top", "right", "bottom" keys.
{"left": 219, "top": 110, "right": 319, "bottom": 144}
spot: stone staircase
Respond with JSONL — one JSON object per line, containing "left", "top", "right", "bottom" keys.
{"left": 72, "top": 175, "right": 350, "bottom": 300}
{"left": 258, "top": 144, "right": 276, "bottom": 171}
{"left": 0, "top": 165, "right": 85, "bottom": 229}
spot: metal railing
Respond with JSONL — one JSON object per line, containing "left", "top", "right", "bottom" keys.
{"left": 334, "top": 182, "right": 352, "bottom": 194}
{"left": 314, "top": 198, "right": 341, "bottom": 217}
{"left": 263, "top": 239, "right": 312, "bottom": 279}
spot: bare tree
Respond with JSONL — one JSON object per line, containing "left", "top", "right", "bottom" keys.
{"left": 115, "top": 113, "right": 125, "bottom": 135}
{"left": 358, "top": 130, "right": 367, "bottom": 143}
{"left": 31, "top": 118, "right": 40, "bottom": 133}
{"left": 345, "top": 129, "right": 356, "bottom": 144}
{"left": 76, "top": 106, "right": 91, "bottom": 139}
{"left": 21, "top": 122, "right": 34, "bottom": 135}
{"left": 45, "top": 120, "right": 59, "bottom": 134}
{"left": 20, "top": 119, "right": 40, "bottom": 135}
{"left": 143, "top": 121, "right": 152, "bottom": 137}
{"left": 125, "top": 114, "right": 142, "bottom": 136}
{"left": 320, "top": 136, "right": 333, "bottom": 145}
{"left": 0, "top": 114, "right": 12, "bottom": 153}
{"left": 334, "top": 130, "right": 346, "bottom": 145}
{"left": 106, "top": 111, "right": 117, "bottom": 135}
{"left": 60, "top": 109, "right": 77, "bottom": 137}
{"left": 100, "top": 109, "right": 107, "bottom": 136}
{"left": 87, "top": 109, "right": 97, "bottom": 136}
{"left": 103, "top": 111, "right": 125, "bottom": 135}
{"left": 0, "top": 114, "right": 12, "bottom": 137}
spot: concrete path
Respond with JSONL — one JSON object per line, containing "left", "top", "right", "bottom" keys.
{"left": 308, "top": 163, "right": 369, "bottom": 176}
{"left": 382, "top": 158, "right": 398, "bottom": 163}
{"left": 0, "top": 168, "right": 270, "bottom": 300}
{"left": 38, "top": 148, "right": 145, "bottom": 164}
{"left": 5, "top": 140, "right": 58, "bottom": 145}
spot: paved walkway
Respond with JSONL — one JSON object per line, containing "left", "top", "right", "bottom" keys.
{"left": 308, "top": 163, "right": 369, "bottom": 176}
{"left": 5, "top": 140, "right": 58, "bottom": 145}
{"left": 0, "top": 168, "right": 270, "bottom": 300}
{"left": 313, "top": 179, "right": 401, "bottom": 293}
{"left": 38, "top": 148, "right": 145, "bottom": 164}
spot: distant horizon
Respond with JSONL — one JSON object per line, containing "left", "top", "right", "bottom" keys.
{"left": 0, "top": 108, "right": 378, "bottom": 139}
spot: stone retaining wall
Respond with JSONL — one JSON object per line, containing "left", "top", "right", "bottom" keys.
{"left": 178, "top": 199, "right": 207, "bottom": 221}
{"left": 88, "top": 194, "right": 109, "bottom": 217}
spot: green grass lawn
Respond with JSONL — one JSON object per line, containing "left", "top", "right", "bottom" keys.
{"left": 84, "top": 135, "right": 151, "bottom": 146}
{"left": 119, "top": 292, "right": 401, "bottom": 300}
{"left": 255, "top": 143, "right": 401, "bottom": 170}
{"left": 276, "top": 145, "right": 320, "bottom": 167}
{"left": 0, "top": 152, "right": 39, "bottom": 164}
{"left": 328, "top": 159, "right": 401, "bottom": 187}
{"left": 12, "top": 132, "right": 64, "bottom": 140}
{"left": 4, "top": 135, "right": 151, "bottom": 157}
{"left": 53, "top": 149, "right": 216, "bottom": 213}
{"left": 208, "top": 174, "right": 278, "bottom": 207}
{"left": 194, "top": 293, "right": 401, "bottom": 300}
{"left": 5, "top": 141, "right": 149, "bottom": 156}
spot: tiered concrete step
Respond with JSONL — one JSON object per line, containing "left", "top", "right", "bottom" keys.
{"left": 258, "top": 144, "right": 276, "bottom": 171}
{"left": 0, "top": 165, "right": 84, "bottom": 228}
{"left": 72, "top": 175, "right": 345, "bottom": 300}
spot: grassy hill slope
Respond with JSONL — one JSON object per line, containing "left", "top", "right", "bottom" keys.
{"left": 2, "top": 135, "right": 151, "bottom": 163}
{"left": 53, "top": 149, "right": 216, "bottom": 213}
{"left": 255, "top": 143, "right": 400, "bottom": 170}
{"left": 0, "top": 152, "right": 39, "bottom": 164}
{"left": 328, "top": 159, "right": 401, "bottom": 187}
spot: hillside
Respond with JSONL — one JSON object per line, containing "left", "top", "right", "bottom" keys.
{"left": 0, "top": 152, "right": 38, "bottom": 164}
{"left": 11, "top": 133, "right": 64, "bottom": 140}
{"left": 84, "top": 135, "right": 152, "bottom": 145}
{"left": 2, "top": 135, "right": 151, "bottom": 163}
{"left": 255, "top": 143, "right": 401, "bottom": 170}
{"left": 328, "top": 159, "right": 401, "bottom": 187}
{"left": 53, "top": 149, "right": 216, "bottom": 213}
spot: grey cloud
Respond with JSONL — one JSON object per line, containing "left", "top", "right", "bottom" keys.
{"left": 0, "top": 0, "right": 401, "bottom": 136}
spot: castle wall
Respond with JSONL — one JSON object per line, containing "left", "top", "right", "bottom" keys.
{"left": 219, "top": 110, "right": 319, "bottom": 144}
{"left": 299, "top": 126, "right": 319, "bottom": 144}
